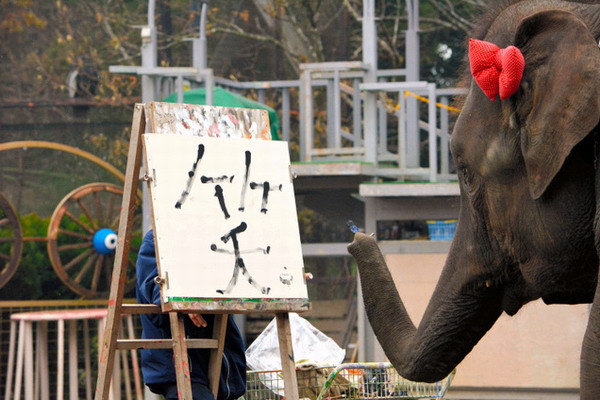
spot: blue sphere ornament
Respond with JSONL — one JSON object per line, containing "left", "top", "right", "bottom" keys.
{"left": 93, "top": 228, "right": 118, "bottom": 255}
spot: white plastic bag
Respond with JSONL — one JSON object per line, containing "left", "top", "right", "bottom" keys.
{"left": 246, "top": 312, "right": 345, "bottom": 371}
{"left": 245, "top": 313, "right": 345, "bottom": 396}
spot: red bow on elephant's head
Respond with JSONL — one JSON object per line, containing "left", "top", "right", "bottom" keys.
{"left": 468, "top": 39, "right": 525, "bottom": 101}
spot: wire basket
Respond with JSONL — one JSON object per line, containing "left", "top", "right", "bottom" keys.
{"left": 245, "top": 363, "right": 455, "bottom": 400}
{"left": 426, "top": 220, "right": 458, "bottom": 241}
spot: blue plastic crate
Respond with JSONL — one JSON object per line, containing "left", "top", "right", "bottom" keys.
{"left": 426, "top": 220, "right": 457, "bottom": 241}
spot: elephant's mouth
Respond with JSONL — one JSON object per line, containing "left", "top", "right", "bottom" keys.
{"left": 499, "top": 276, "right": 535, "bottom": 316}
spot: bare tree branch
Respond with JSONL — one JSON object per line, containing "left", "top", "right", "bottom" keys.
{"left": 342, "top": 0, "right": 361, "bottom": 21}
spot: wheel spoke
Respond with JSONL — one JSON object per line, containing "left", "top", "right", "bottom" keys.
{"left": 91, "top": 255, "right": 104, "bottom": 292}
{"left": 105, "top": 192, "right": 117, "bottom": 227}
{"left": 0, "top": 252, "right": 11, "bottom": 261}
{"left": 64, "top": 211, "right": 96, "bottom": 235}
{"left": 94, "top": 191, "right": 103, "bottom": 229}
{"left": 104, "top": 256, "right": 114, "bottom": 288}
{"left": 58, "top": 242, "right": 92, "bottom": 252}
{"left": 108, "top": 214, "right": 120, "bottom": 231}
{"left": 0, "top": 237, "right": 15, "bottom": 243}
{"left": 74, "top": 254, "right": 98, "bottom": 284}
{"left": 77, "top": 199, "right": 98, "bottom": 231}
{"left": 48, "top": 183, "right": 126, "bottom": 298}
{"left": 0, "top": 218, "right": 10, "bottom": 228}
{"left": 58, "top": 229, "right": 92, "bottom": 241}
{"left": 63, "top": 248, "right": 95, "bottom": 271}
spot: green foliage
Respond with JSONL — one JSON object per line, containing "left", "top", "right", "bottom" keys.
{"left": 0, "top": 213, "right": 76, "bottom": 300}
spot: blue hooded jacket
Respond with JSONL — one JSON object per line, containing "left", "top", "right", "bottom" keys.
{"left": 136, "top": 230, "right": 247, "bottom": 400}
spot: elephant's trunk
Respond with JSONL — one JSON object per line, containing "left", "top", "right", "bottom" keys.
{"left": 348, "top": 233, "right": 417, "bottom": 356}
{"left": 348, "top": 232, "right": 504, "bottom": 382}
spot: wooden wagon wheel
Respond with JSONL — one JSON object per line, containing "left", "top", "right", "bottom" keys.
{"left": 0, "top": 192, "right": 23, "bottom": 289}
{"left": 47, "top": 183, "right": 141, "bottom": 298}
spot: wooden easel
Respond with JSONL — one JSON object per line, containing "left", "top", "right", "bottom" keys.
{"left": 94, "top": 103, "right": 309, "bottom": 400}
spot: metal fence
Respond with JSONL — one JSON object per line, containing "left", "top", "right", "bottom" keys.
{"left": 0, "top": 299, "right": 141, "bottom": 400}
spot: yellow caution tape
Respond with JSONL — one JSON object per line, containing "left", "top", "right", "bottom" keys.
{"left": 393, "top": 91, "right": 462, "bottom": 113}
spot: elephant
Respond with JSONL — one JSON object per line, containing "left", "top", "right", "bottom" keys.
{"left": 347, "top": 1, "right": 600, "bottom": 398}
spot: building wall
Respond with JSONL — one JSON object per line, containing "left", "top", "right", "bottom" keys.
{"left": 385, "top": 253, "right": 589, "bottom": 389}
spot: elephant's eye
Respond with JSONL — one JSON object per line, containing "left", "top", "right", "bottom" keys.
{"left": 459, "top": 164, "right": 473, "bottom": 190}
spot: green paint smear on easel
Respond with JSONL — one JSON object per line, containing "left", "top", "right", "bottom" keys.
{"left": 167, "top": 297, "right": 308, "bottom": 303}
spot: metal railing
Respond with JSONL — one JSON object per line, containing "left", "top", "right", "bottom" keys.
{"left": 109, "top": 63, "right": 466, "bottom": 183}
{"left": 0, "top": 299, "right": 141, "bottom": 399}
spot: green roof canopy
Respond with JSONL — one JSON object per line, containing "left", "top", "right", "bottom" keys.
{"left": 163, "top": 87, "right": 280, "bottom": 140}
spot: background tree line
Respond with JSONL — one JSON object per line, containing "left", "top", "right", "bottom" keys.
{"left": 1, "top": 0, "right": 489, "bottom": 103}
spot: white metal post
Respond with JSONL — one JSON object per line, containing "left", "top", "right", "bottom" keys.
{"left": 398, "top": 91, "right": 407, "bottom": 171}
{"left": 362, "top": 0, "right": 378, "bottom": 164}
{"left": 440, "top": 97, "right": 450, "bottom": 177}
{"left": 333, "top": 70, "right": 342, "bottom": 149}
{"left": 141, "top": 0, "right": 157, "bottom": 234}
{"left": 299, "top": 69, "right": 314, "bottom": 161}
{"left": 176, "top": 75, "right": 184, "bottom": 103}
{"left": 192, "top": 1, "right": 209, "bottom": 70}
{"left": 378, "top": 102, "right": 387, "bottom": 154}
{"left": 428, "top": 83, "right": 438, "bottom": 182}
{"left": 141, "top": 0, "right": 157, "bottom": 104}
{"left": 406, "top": 0, "right": 420, "bottom": 82}
{"left": 352, "top": 78, "right": 362, "bottom": 147}
{"left": 282, "top": 88, "right": 291, "bottom": 142}
{"left": 204, "top": 69, "right": 214, "bottom": 105}
{"left": 405, "top": 0, "right": 421, "bottom": 168}
{"left": 326, "top": 79, "right": 335, "bottom": 147}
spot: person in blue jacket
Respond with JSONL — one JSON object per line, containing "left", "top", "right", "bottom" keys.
{"left": 136, "top": 230, "right": 247, "bottom": 400}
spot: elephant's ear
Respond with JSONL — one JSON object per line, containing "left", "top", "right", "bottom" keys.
{"left": 514, "top": 10, "right": 600, "bottom": 199}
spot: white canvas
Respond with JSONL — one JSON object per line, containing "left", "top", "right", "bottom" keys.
{"left": 143, "top": 134, "right": 308, "bottom": 303}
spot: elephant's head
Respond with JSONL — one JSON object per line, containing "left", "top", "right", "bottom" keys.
{"left": 451, "top": 8, "right": 600, "bottom": 308}
{"left": 348, "top": 1, "right": 600, "bottom": 395}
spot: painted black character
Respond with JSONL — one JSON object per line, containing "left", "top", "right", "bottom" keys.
{"left": 238, "top": 150, "right": 283, "bottom": 214}
{"left": 210, "top": 222, "right": 271, "bottom": 295}
{"left": 175, "top": 144, "right": 205, "bottom": 209}
{"left": 174, "top": 144, "right": 235, "bottom": 219}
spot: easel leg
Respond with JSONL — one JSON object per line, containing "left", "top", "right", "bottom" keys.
{"left": 95, "top": 104, "right": 146, "bottom": 400}
{"left": 276, "top": 313, "right": 299, "bottom": 400}
{"left": 170, "top": 313, "right": 193, "bottom": 400}
{"left": 208, "top": 314, "right": 228, "bottom": 398}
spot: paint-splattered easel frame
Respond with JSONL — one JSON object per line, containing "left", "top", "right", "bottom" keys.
{"left": 95, "top": 103, "right": 308, "bottom": 400}
{"left": 145, "top": 102, "right": 309, "bottom": 313}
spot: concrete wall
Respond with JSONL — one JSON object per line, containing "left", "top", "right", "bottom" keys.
{"left": 385, "top": 253, "right": 589, "bottom": 389}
